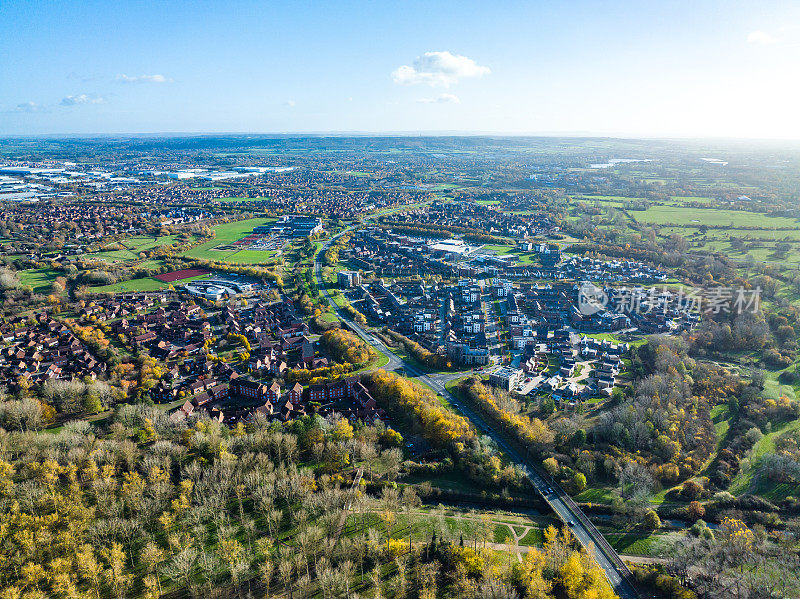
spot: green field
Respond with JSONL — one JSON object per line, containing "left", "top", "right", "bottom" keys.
{"left": 482, "top": 244, "right": 515, "bottom": 254}
{"left": 670, "top": 195, "right": 715, "bottom": 203}
{"left": 180, "top": 218, "right": 276, "bottom": 261}
{"left": 636, "top": 206, "right": 799, "bottom": 228}
{"left": 605, "top": 532, "right": 672, "bottom": 556}
{"left": 763, "top": 369, "right": 798, "bottom": 401}
{"left": 222, "top": 249, "right": 278, "bottom": 264}
{"left": 93, "top": 273, "right": 211, "bottom": 293}
{"left": 479, "top": 244, "right": 540, "bottom": 265}
{"left": 18, "top": 268, "right": 61, "bottom": 294}
{"left": 85, "top": 235, "right": 181, "bottom": 263}
{"left": 583, "top": 332, "right": 648, "bottom": 348}
{"left": 728, "top": 417, "right": 800, "bottom": 497}
{"left": 137, "top": 259, "right": 166, "bottom": 269}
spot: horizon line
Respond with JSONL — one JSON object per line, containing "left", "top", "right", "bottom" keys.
{"left": 2, "top": 130, "right": 800, "bottom": 144}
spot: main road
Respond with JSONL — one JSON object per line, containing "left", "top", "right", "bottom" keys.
{"left": 314, "top": 229, "right": 640, "bottom": 599}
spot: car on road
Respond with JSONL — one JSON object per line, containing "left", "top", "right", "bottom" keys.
{"left": 567, "top": 520, "right": 575, "bottom": 527}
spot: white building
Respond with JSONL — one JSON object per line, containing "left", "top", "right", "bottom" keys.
{"left": 488, "top": 367, "right": 524, "bottom": 391}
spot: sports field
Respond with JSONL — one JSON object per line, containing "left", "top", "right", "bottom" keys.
{"left": 93, "top": 273, "right": 211, "bottom": 293}
{"left": 180, "top": 218, "right": 276, "bottom": 262}
{"left": 154, "top": 268, "right": 211, "bottom": 282}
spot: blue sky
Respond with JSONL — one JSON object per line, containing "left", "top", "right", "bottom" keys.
{"left": 1, "top": 0, "right": 799, "bottom": 137}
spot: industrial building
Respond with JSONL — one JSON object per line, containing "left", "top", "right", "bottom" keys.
{"left": 265, "top": 214, "right": 323, "bottom": 238}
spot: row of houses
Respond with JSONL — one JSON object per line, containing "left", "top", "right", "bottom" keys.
{"left": 383, "top": 200, "right": 558, "bottom": 240}
{"left": 170, "top": 371, "right": 387, "bottom": 427}
{"left": 0, "top": 313, "right": 105, "bottom": 389}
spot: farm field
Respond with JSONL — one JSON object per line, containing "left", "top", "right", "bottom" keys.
{"left": 180, "top": 218, "right": 275, "bottom": 261}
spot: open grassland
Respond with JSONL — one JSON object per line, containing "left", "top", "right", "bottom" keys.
{"left": 180, "top": 218, "right": 275, "bottom": 261}
{"left": 702, "top": 240, "right": 800, "bottom": 264}
{"left": 85, "top": 234, "right": 182, "bottom": 263}
{"left": 136, "top": 259, "right": 165, "bottom": 269}
{"left": 669, "top": 195, "right": 715, "bottom": 203}
{"left": 728, "top": 417, "right": 800, "bottom": 497}
{"left": 17, "top": 268, "right": 60, "bottom": 294}
{"left": 605, "top": 531, "right": 674, "bottom": 556}
{"left": 481, "top": 244, "right": 540, "bottom": 265}
{"left": 222, "top": 249, "right": 278, "bottom": 264}
{"left": 658, "top": 224, "right": 800, "bottom": 264}
{"left": 762, "top": 368, "right": 797, "bottom": 401}
{"left": 635, "top": 205, "right": 800, "bottom": 228}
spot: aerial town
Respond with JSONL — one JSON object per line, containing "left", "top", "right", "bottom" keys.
{"left": 0, "top": 134, "right": 797, "bottom": 599}
{"left": 4, "top": 0, "right": 800, "bottom": 595}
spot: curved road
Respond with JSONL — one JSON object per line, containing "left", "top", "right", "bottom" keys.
{"left": 315, "top": 231, "right": 640, "bottom": 599}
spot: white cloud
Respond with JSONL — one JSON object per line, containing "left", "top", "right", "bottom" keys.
{"left": 392, "top": 51, "right": 490, "bottom": 87}
{"left": 285, "top": 99, "right": 296, "bottom": 107}
{"left": 60, "top": 94, "right": 106, "bottom": 106}
{"left": 747, "top": 30, "right": 778, "bottom": 44}
{"left": 417, "top": 93, "right": 461, "bottom": 104}
{"left": 117, "top": 74, "right": 172, "bottom": 83}
{"left": 12, "top": 101, "right": 48, "bottom": 113}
